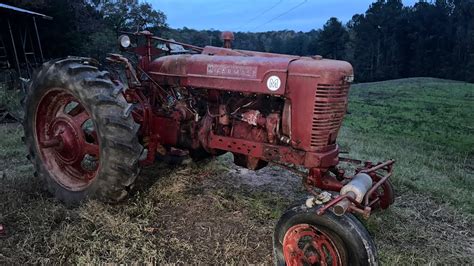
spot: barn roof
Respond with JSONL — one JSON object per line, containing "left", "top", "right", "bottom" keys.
{"left": 0, "top": 3, "right": 52, "bottom": 20}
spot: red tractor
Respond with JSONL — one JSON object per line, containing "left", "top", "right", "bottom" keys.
{"left": 23, "top": 31, "right": 395, "bottom": 265}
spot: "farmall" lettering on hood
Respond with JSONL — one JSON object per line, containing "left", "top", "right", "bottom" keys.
{"left": 206, "top": 64, "right": 257, "bottom": 79}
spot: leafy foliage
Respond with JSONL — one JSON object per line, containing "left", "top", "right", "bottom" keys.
{"left": 2, "top": 0, "right": 166, "bottom": 60}
{"left": 92, "top": 0, "right": 167, "bottom": 31}
{"left": 318, "top": 18, "right": 349, "bottom": 60}
{"left": 346, "top": 0, "right": 474, "bottom": 82}
{"left": 166, "top": 0, "right": 474, "bottom": 83}
{"left": 5, "top": 0, "right": 474, "bottom": 82}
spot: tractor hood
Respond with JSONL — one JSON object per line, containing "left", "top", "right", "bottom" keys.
{"left": 148, "top": 46, "right": 353, "bottom": 95}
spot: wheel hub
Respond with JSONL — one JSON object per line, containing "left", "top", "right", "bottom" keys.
{"left": 283, "top": 224, "right": 342, "bottom": 266}
{"left": 49, "top": 117, "right": 82, "bottom": 163}
{"left": 35, "top": 89, "right": 100, "bottom": 190}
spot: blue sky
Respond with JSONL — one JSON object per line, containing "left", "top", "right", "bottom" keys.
{"left": 149, "top": 0, "right": 419, "bottom": 32}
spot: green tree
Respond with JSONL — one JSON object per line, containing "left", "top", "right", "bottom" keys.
{"left": 318, "top": 17, "right": 349, "bottom": 60}
{"left": 95, "top": 0, "right": 167, "bottom": 31}
{"left": 348, "top": 0, "right": 408, "bottom": 81}
{"left": 449, "top": 0, "right": 474, "bottom": 81}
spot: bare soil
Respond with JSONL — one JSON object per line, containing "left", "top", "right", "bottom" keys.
{"left": 1, "top": 76, "right": 474, "bottom": 264}
{"left": 0, "top": 123, "right": 472, "bottom": 264}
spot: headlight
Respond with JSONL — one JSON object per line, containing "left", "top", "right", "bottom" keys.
{"left": 118, "top": 35, "right": 131, "bottom": 49}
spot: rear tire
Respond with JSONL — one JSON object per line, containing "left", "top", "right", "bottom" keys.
{"left": 24, "top": 57, "right": 143, "bottom": 205}
{"left": 273, "top": 201, "right": 378, "bottom": 266}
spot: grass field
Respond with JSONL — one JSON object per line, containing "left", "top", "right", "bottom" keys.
{"left": 0, "top": 78, "right": 473, "bottom": 264}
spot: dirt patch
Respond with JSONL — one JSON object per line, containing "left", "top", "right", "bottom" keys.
{"left": 149, "top": 195, "right": 273, "bottom": 264}
{"left": 0, "top": 123, "right": 473, "bottom": 263}
{"left": 220, "top": 156, "right": 303, "bottom": 197}
{"left": 367, "top": 188, "right": 473, "bottom": 264}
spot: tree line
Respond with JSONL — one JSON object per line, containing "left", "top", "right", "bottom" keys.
{"left": 5, "top": 0, "right": 474, "bottom": 82}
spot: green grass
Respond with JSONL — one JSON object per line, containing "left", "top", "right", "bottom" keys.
{"left": 338, "top": 78, "right": 474, "bottom": 264}
{"left": 0, "top": 125, "right": 24, "bottom": 159}
{"left": 0, "top": 87, "right": 23, "bottom": 120}
{"left": 346, "top": 78, "right": 473, "bottom": 153}
{"left": 341, "top": 78, "right": 473, "bottom": 214}
{"left": 0, "top": 77, "right": 472, "bottom": 264}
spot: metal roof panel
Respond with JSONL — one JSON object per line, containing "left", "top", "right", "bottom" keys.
{"left": 0, "top": 3, "right": 52, "bottom": 19}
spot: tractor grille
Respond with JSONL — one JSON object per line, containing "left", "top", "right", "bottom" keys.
{"left": 311, "top": 84, "right": 350, "bottom": 148}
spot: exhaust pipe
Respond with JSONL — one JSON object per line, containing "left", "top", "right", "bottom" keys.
{"left": 333, "top": 173, "right": 372, "bottom": 216}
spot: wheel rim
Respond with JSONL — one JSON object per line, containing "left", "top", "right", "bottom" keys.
{"left": 370, "top": 175, "right": 394, "bottom": 209}
{"left": 283, "top": 224, "right": 342, "bottom": 266}
{"left": 34, "top": 88, "right": 100, "bottom": 191}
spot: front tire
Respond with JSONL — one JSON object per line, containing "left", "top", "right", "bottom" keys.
{"left": 24, "top": 57, "right": 143, "bottom": 205}
{"left": 273, "top": 202, "right": 378, "bottom": 266}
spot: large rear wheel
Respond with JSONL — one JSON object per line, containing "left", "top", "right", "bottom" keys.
{"left": 274, "top": 202, "right": 378, "bottom": 266}
{"left": 24, "top": 57, "right": 143, "bottom": 205}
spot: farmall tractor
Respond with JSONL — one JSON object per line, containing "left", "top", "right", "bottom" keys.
{"left": 23, "top": 31, "right": 395, "bottom": 265}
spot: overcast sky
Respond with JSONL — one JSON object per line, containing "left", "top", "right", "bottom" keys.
{"left": 149, "top": 0, "right": 419, "bottom": 32}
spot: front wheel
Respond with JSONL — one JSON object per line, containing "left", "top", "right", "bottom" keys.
{"left": 273, "top": 202, "right": 377, "bottom": 266}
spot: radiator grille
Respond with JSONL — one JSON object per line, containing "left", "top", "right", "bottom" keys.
{"left": 311, "top": 84, "right": 350, "bottom": 148}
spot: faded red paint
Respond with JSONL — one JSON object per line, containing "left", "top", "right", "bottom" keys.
{"left": 283, "top": 224, "right": 342, "bottom": 266}
{"left": 149, "top": 54, "right": 292, "bottom": 95}
{"left": 113, "top": 31, "right": 394, "bottom": 222}
{"left": 35, "top": 90, "right": 99, "bottom": 190}
{"left": 220, "top": 31, "right": 234, "bottom": 49}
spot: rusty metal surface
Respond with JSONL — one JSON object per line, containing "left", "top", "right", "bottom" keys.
{"left": 286, "top": 60, "right": 352, "bottom": 152}
{"left": 52, "top": 31, "right": 398, "bottom": 239}
{"left": 116, "top": 31, "right": 364, "bottom": 186}
{"left": 35, "top": 89, "right": 100, "bottom": 190}
{"left": 220, "top": 31, "right": 234, "bottom": 49}
{"left": 149, "top": 54, "right": 292, "bottom": 95}
{"left": 20, "top": 23, "right": 397, "bottom": 265}
{"left": 103, "top": 32, "right": 395, "bottom": 222}
{"left": 315, "top": 159, "right": 395, "bottom": 218}
{"left": 283, "top": 224, "right": 342, "bottom": 265}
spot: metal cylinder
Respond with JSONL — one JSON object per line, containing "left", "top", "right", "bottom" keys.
{"left": 340, "top": 173, "right": 373, "bottom": 203}
{"left": 333, "top": 173, "right": 373, "bottom": 216}
{"left": 221, "top": 31, "right": 234, "bottom": 49}
{"left": 333, "top": 192, "right": 356, "bottom": 216}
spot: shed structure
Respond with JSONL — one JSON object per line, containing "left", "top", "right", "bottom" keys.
{"left": 0, "top": 3, "right": 52, "bottom": 89}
